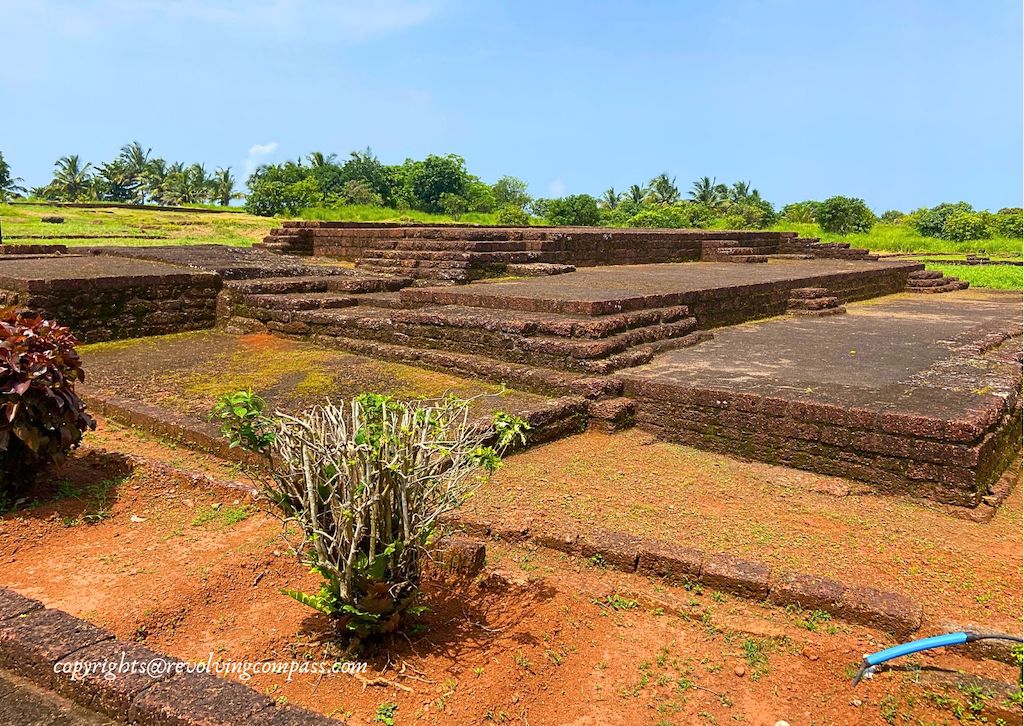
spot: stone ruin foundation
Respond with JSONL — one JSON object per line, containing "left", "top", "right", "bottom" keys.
{"left": 0, "top": 222, "right": 1014, "bottom": 512}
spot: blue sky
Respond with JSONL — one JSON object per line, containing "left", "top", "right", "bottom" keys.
{"left": 2, "top": 0, "right": 1021, "bottom": 211}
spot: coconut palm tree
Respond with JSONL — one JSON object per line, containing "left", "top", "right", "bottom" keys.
{"left": 118, "top": 141, "right": 151, "bottom": 203}
{"left": 94, "top": 158, "right": 134, "bottom": 202}
{"left": 307, "top": 151, "right": 338, "bottom": 168}
{"left": 625, "top": 184, "right": 648, "bottom": 206}
{"left": 145, "top": 158, "right": 168, "bottom": 204}
{"left": 47, "top": 155, "right": 94, "bottom": 201}
{"left": 689, "top": 176, "right": 729, "bottom": 209}
{"left": 599, "top": 187, "right": 621, "bottom": 209}
{"left": 729, "top": 180, "right": 760, "bottom": 203}
{"left": 0, "top": 152, "right": 26, "bottom": 201}
{"left": 211, "top": 167, "right": 242, "bottom": 206}
{"left": 182, "top": 163, "right": 212, "bottom": 204}
{"left": 646, "top": 174, "right": 680, "bottom": 205}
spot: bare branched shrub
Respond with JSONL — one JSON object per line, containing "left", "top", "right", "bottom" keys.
{"left": 215, "top": 391, "right": 528, "bottom": 638}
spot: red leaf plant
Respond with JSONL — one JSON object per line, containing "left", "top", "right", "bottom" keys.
{"left": 1, "top": 307, "right": 95, "bottom": 500}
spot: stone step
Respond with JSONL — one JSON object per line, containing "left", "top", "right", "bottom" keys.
{"left": 355, "top": 262, "right": 475, "bottom": 281}
{"left": 908, "top": 276, "right": 951, "bottom": 288}
{"left": 727, "top": 255, "right": 768, "bottom": 263}
{"left": 355, "top": 292, "right": 407, "bottom": 309}
{"left": 505, "top": 263, "right": 576, "bottom": 276}
{"left": 356, "top": 256, "right": 476, "bottom": 270}
{"left": 388, "top": 239, "right": 529, "bottom": 253}
{"left": 359, "top": 248, "right": 536, "bottom": 263}
{"left": 227, "top": 274, "right": 410, "bottom": 295}
{"left": 908, "top": 279, "right": 970, "bottom": 294}
{"left": 909, "top": 269, "right": 944, "bottom": 280}
{"left": 716, "top": 247, "right": 756, "bottom": 256}
{"left": 792, "top": 305, "right": 847, "bottom": 317}
{"left": 227, "top": 275, "right": 334, "bottom": 294}
{"left": 390, "top": 303, "right": 693, "bottom": 340}
{"left": 788, "top": 296, "right": 840, "bottom": 311}
{"left": 281, "top": 307, "right": 698, "bottom": 362}
{"left": 240, "top": 292, "right": 359, "bottom": 311}
{"left": 789, "top": 287, "right": 830, "bottom": 299}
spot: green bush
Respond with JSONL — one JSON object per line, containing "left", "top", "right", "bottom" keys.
{"left": 438, "top": 192, "right": 468, "bottom": 219}
{"left": 879, "top": 209, "right": 906, "bottom": 224}
{"left": 338, "top": 179, "right": 382, "bottom": 207}
{"left": 246, "top": 177, "right": 320, "bottom": 217}
{"left": 1, "top": 308, "right": 95, "bottom": 504}
{"left": 993, "top": 208, "right": 1023, "bottom": 238}
{"left": 780, "top": 201, "right": 819, "bottom": 224}
{"left": 544, "top": 194, "right": 600, "bottom": 226}
{"left": 815, "top": 196, "right": 876, "bottom": 234}
{"left": 724, "top": 198, "right": 777, "bottom": 229}
{"left": 495, "top": 205, "right": 530, "bottom": 226}
{"left": 216, "top": 391, "right": 529, "bottom": 640}
{"left": 942, "top": 209, "right": 989, "bottom": 242}
{"left": 912, "top": 201, "right": 973, "bottom": 238}
{"left": 626, "top": 205, "right": 693, "bottom": 228}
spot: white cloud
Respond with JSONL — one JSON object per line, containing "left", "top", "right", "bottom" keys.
{"left": 243, "top": 141, "right": 280, "bottom": 178}
{"left": 249, "top": 142, "right": 279, "bottom": 157}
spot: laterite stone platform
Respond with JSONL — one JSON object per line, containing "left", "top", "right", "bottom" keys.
{"left": 0, "top": 255, "right": 220, "bottom": 342}
{"left": 618, "top": 291, "right": 1023, "bottom": 506}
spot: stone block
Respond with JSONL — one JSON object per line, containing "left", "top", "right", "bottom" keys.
{"left": 767, "top": 571, "right": 845, "bottom": 611}
{"left": 0, "top": 588, "right": 43, "bottom": 621}
{"left": 701, "top": 553, "right": 770, "bottom": 599}
{"left": 435, "top": 536, "right": 486, "bottom": 576}
{"left": 637, "top": 539, "right": 703, "bottom": 583}
{"left": 0, "top": 608, "right": 114, "bottom": 686}
{"left": 53, "top": 640, "right": 176, "bottom": 722}
{"left": 838, "top": 586, "right": 923, "bottom": 637}
{"left": 128, "top": 670, "right": 274, "bottom": 726}
{"left": 578, "top": 530, "right": 641, "bottom": 572}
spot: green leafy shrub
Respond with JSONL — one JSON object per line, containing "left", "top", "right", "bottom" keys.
{"left": 216, "top": 391, "right": 529, "bottom": 640}
{"left": 1, "top": 308, "right": 95, "bottom": 503}
{"left": 544, "top": 194, "right": 600, "bottom": 226}
{"left": 993, "top": 208, "right": 1023, "bottom": 238}
{"left": 912, "top": 201, "right": 973, "bottom": 238}
{"left": 626, "top": 205, "right": 693, "bottom": 228}
{"left": 723, "top": 198, "right": 777, "bottom": 229}
{"left": 246, "top": 177, "right": 320, "bottom": 217}
{"left": 495, "top": 205, "right": 530, "bottom": 226}
{"left": 942, "top": 209, "right": 989, "bottom": 242}
{"left": 879, "top": 209, "right": 906, "bottom": 224}
{"left": 815, "top": 196, "right": 876, "bottom": 234}
{"left": 438, "top": 192, "right": 468, "bottom": 219}
{"left": 212, "top": 389, "right": 275, "bottom": 451}
{"left": 780, "top": 201, "right": 819, "bottom": 224}
{"left": 338, "top": 179, "right": 383, "bottom": 207}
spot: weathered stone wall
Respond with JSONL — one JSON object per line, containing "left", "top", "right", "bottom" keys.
{"left": 620, "top": 348, "right": 1023, "bottom": 508}
{"left": 258, "top": 221, "right": 801, "bottom": 265}
{"left": 0, "top": 272, "right": 221, "bottom": 342}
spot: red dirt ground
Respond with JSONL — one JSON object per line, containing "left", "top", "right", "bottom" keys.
{"left": 1, "top": 419, "right": 1020, "bottom": 725}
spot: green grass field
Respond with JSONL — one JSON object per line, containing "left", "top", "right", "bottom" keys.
{"left": 771, "top": 221, "right": 1022, "bottom": 258}
{"left": 923, "top": 262, "right": 1023, "bottom": 290}
{"left": 0, "top": 203, "right": 270, "bottom": 246}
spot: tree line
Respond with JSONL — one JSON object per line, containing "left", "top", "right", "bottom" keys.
{"left": 0, "top": 146, "right": 1019, "bottom": 238}
{"left": 0, "top": 143, "right": 240, "bottom": 206}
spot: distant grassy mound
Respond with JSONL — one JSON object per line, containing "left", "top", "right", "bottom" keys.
{"left": 772, "top": 221, "right": 1022, "bottom": 258}
{"left": 0, "top": 203, "right": 271, "bottom": 247}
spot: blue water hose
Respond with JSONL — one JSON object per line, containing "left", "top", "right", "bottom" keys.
{"left": 852, "top": 631, "right": 1023, "bottom": 686}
